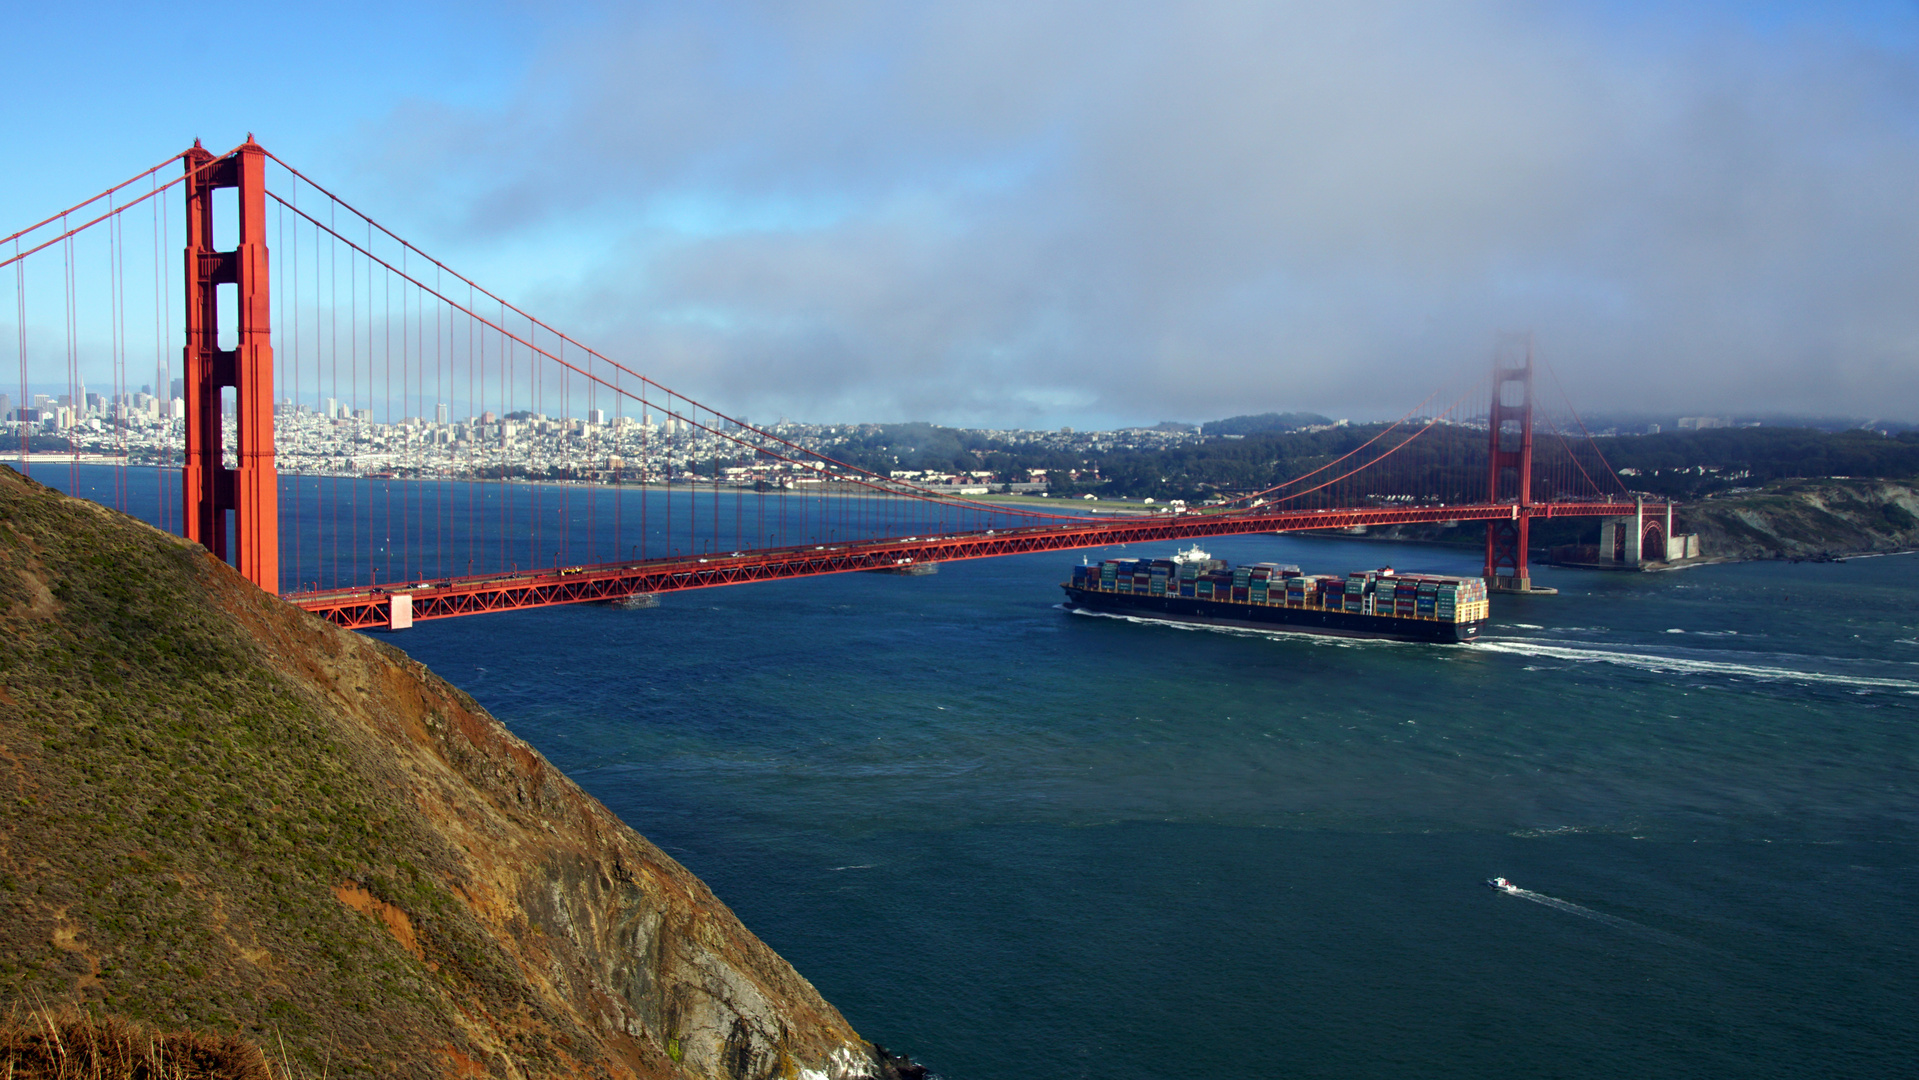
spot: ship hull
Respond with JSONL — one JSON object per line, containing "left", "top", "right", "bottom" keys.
{"left": 1061, "top": 584, "right": 1486, "bottom": 644}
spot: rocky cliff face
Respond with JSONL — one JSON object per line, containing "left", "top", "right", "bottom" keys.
{"left": 1676, "top": 479, "right": 1919, "bottom": 560}
{"left": 0, "top": 465, "right": 915, "bottom": 1080}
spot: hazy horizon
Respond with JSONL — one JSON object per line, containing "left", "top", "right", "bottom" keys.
{"left": 8, "top": 2, "right": 1919, "bottom": 430}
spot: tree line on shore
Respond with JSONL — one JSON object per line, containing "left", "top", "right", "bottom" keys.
{"left": 824, "top": 422, "right": 1919, "bottom": 503}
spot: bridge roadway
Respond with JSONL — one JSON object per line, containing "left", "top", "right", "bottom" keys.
{"left": 289, "top": 499, "right": 1659, "bottom": 630}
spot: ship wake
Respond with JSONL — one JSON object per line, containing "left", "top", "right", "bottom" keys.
{"left": 1495, "top": 884, "right": 1695, "bottom": 947}
{"left": 1060, "top": 604, "right": 1423, "bottom": 647}
{"left": 1477, "top": 638, "right": 1919, "bottom": 692}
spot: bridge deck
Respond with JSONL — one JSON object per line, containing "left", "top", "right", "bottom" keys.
{"left": 288, "top": 500, "right": 1658, "bottom": 630}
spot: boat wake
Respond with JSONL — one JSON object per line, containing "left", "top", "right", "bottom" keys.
{"left": 1060, "top": 604, "right": 1422, "bottom": 647}
{"left": 1476, "top": 638, "right": 1919, "bottom": 692}
{"left": 1491, "top": 879, "right": 1695, "bottom": 947}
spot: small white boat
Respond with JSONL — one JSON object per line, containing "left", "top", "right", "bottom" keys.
{"left": 1487, "top": 877, "right": 1519, "bottom": 893}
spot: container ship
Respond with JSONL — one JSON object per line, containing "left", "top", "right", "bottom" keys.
{"left": 1062, "top": 546, "right": 1490, "bottom": 644}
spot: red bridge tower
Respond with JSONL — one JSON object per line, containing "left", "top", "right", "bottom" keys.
{"left": 181, "top": 138, "right": 278, "bottom": 594}
{"left": 1484, "top": 337, "right": 1535, "bottom": 592}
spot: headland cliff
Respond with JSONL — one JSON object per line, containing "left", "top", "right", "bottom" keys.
{"left": 0, "top": 464, "right": 919, "bottom": 1080}
{"left": 1672, "top": 478, "right": 1919, "bottom": 561}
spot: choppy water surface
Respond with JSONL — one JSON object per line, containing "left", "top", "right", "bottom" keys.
{"left": 35, "top": 468, "right": 1919, "bottom": 1077}
{"left": 393, "top": 535, "right": 1915, "bottom": 1079}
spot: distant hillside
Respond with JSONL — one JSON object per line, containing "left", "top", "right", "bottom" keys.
{"left": 0, "top": 465, "right": 917, "bottom": 1080}
{"left": 1200, "top": 412, "right": 1334, "bottom": 436}
{"left": 828, "top": 422, "right": 998, "bottom": 473}
{"left": 1031, "top": 423, "right": 1919, "bottom": 503}
{"left": 1593, "top": 427, "right": 1919, "bottom": 499}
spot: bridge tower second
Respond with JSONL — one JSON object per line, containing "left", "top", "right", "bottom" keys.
{"left": 1484, "top": 337, "right": 1536, "bottom": 592}
{"left": 181, "top": 138, "right": 278, "bottom": 594}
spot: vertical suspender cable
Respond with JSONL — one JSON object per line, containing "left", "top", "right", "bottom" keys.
{"left": 645, "top": 401, "right": 656, "bottom": 562}
{"left": 108, "top": 192, "right": 122, "bottom": 510}
{"left": 457, "top": 280, "right": 467, "bottom": 578}
{"left": 381, "top": 230, "right": 392, "bottom": 581}
{"left": 288, "top": 180, "right": 300, "bottom": 588}
{"left": 63, "top": 220, "right": 78, "bottom": 494}
{"left": 13, "top": 236, "right": 26, "bottom": 474}
{"left": 152, "top": 179, "right": 165, "bottom": 528}
{"left": 327, "top": 203, "right": 336, "bottom": 589}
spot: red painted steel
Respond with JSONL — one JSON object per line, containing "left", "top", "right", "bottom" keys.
{"left": 1642, "top": 514, "right": 1666, "bottom": 557}
{"left": 2, "top": 141, "right": 1649, "bottom": 621}
{"left": 182, "top": 138, "right": 278, "bottom": 593}
{"left": 289, "top": 500, "right": 1660, "bottom": 630}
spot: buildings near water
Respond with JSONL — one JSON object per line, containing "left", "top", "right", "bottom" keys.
{"left": 0, "top": 388, "right": 1244, "bottom": 491}
{"left": 0, "top": 393, "right": 1072, "bottom": 490}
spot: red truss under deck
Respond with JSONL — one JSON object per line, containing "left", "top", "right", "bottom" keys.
{"left": 289, "top": 500, "right": 1658, "bottom": 631}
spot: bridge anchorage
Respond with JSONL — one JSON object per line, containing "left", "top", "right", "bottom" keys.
{"left": 3, "top": 139, "right": 1665, "bottom": 628}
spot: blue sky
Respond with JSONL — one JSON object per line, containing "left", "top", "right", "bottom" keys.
{"left": 6, "top": 1, "right": 1919, "bottom": 427}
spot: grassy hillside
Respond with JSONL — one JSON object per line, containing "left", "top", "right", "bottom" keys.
{"left": 0, "top": 465, "right": 913, "bottom": 1080}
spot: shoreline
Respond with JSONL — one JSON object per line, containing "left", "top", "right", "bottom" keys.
{"left": 26, "top": 459, "right": 1915, "bottom": 563}
{"left": 1264, "top": 524, "right": 1919, "bottom": 572}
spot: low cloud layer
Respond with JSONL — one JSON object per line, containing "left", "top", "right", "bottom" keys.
{"left": 371, "top": 1, "right": 1919, "bottom": 427}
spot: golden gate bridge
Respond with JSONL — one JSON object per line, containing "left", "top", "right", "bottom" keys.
{"left": 3, "top": 139, "right": 1667, "bottom": 630}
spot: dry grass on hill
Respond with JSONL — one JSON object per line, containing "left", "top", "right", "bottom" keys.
{"left": 1, "top": 1009, "right": 277, "bottom": 1079}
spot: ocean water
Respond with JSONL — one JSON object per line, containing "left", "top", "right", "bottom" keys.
{"left": 32, "top": 466, "right": 1919, "bottom": 1077}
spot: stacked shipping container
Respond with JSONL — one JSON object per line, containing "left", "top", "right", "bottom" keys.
{"left": 1069, "top": 558, "right": 1490, "bottom": 625}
